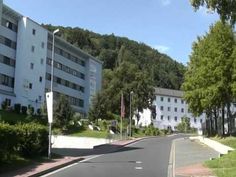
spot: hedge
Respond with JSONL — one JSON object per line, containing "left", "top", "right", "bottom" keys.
{"left": 0, "top": 122, "right": 48, "bottom": 161}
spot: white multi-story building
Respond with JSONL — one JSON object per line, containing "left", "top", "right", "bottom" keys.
{"left": 138, "top": 87, "right": 205, "bottom": 131}
{"left": 0, "top": 0, "right": 102, "bottom": 114}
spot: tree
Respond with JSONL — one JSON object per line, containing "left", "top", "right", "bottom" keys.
{"left": 190, "top": 0, "right": 236, "bottom": 25}
{"left": 176, "top": 116, "right": 191, "bottom": 133}
{"left": 182, "top": 21, "right": 236, "bottom": 136}
{"left": 54, "top": 95, "right": 74, "bottom": 131}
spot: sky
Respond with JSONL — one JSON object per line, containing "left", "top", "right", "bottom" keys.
{"left": 3, "top": 0, "right": 219, "bottom": 65}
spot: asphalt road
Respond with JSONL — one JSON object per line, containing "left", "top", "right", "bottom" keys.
{"left": 44, "top": 135, "right": 185, "bottom": 177}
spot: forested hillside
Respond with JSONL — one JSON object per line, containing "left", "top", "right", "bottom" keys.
{"left": 44, "top": 24, "right": 185, "bottom": 90}
{"left": 43, "top": 24, "right": 186, "bottom": 117}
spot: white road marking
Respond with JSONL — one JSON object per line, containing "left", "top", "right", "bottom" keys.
{"left": 41, "top": 155, "right": 103, "bottom": 177}
{"left": 135, "top": 167, "right": 143, "bottom": 170}
{"left": 136, "top": 161, "right": 142, "bottom": 164}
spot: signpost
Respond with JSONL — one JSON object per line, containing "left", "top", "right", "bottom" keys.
{"left": 46, "top": 92, "right": 53, "bottom": 158}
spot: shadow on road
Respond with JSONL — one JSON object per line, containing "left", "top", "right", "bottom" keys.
{"left": 52, "top": 144, "right": 143, "bottom": 157}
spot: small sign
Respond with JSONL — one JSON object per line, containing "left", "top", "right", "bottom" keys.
{"left": 46, "top": 92, "right": 53, "bottom": 123}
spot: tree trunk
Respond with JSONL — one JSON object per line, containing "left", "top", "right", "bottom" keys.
{"left": 214, "top": 109, "right": 218, "bottom": 135}
{"left": 222, "top": 107, "right": 225, "bottom": 136}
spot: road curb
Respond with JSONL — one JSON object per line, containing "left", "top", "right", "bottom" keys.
{"left": 29, "top": 157, "right": 84, "bottom": 177}
{"left": 189, "top": 136, "right": 234, "bottom": 155}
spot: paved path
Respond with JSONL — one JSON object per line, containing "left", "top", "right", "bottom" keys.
{"left": 43, "top": 135, "right": 184, "bottom": 177}
{"left": 175, "top": 138, "right": 219, "bottom": 177}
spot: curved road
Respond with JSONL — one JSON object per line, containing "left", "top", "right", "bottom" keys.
{"left": 44, "top": 135, "right": 185, "bottom": 177}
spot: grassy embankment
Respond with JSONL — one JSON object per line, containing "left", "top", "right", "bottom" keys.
{"left": 205, "top": 136, "right": 236, "bottom": 177}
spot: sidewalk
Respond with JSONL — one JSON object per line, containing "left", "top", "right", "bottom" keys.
{"left": 174, "top": 138, "right": 219, "bottom": 177}
{"left": 0, "top": 138, "right": 142, "bottom": 177}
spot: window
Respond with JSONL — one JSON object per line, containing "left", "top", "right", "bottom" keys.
{"left": 31, "top": 45, "right": 35, "bottom": 52}
{"left": 200, "top": 119, "right": 203, "bottom": 123}
{"left": 56, "top": 62, "right": 62, "bottom": 69}
{"left": 194, "top": 118, "right": 197, "bottom": 123}
{"left": 175, "top": 107, "right": 177, "bottom": 112}
{"left": 32, "top": 29, "right": 36, "bottom": 35}
{"left": 181, "top": 99, "right": 184, "bottom": 104}
{"left": 160, "top": 106, "right": 164, "bottom": 111}
{"left": 168, "top": 116, "right": 170, "bottom": 121}
{"left": 39, "top": 76, "right": 42, "bottom": 82}
{"left": 40, "top": 58, "right": 44, "bottom": 65}
{"left": 4, "top": 38, "right": 12, "bottom": 48}
{"left": 5, "top": 98, "right": 11, "bottom": 106}
{"left": 56, "top": 78, "right": 61, "bottom": 84}
{"left": 168, "top": 98, "right": 170, "bottom": 102}
{"left": 175, "top": 98, "right": 177, "bottom": 103}
{"left": 175, "top": 116, "right": 177, "bottom": 121}
{"left": 161, "top": 115, "right": 164, "bottom": 120}
{"left": 30, "top": 63, "right": 34, "bottom": 69}
{"left": 181, "top": 108, "right": 184, "bottom": 113}
{"left": 168, "top": 107, "right": 170, "bottom": 111}
{"left": 38, "top": 96, "right": 42, "bottom": 101}
{"left": 29, "top": 83, "right": 32, "bottom": 89}
{"left": 161, "top": 97, "right": 164, "bottom": 101}
{"left": 41, "top": 42, "right": 45, "bottom": 48}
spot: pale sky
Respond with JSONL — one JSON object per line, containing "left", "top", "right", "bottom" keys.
{"left": 4, "top": 0, "right": 219, "bottom": 64}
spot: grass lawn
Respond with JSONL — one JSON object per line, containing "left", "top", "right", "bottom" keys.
{"left": 211, "top": 136, "right": 236, "bottom": 149}
{"left": 205, "top": 136, "right": 236, "bottom": 177}
{"left": 205, "top": 151, "right": 236, "bottom": 177}
{"left": 71, "top": 129, "right": 109, "bottom": 139}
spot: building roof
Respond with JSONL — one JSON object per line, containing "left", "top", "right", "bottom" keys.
{"left": 155, "top": 87, "right": 183, "bottom": 98}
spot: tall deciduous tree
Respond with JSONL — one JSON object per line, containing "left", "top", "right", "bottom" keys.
{"left": 190, "top": 0, "right": 236, "bottom": 25}
{"left": 54, "top": 95, "right": 74, "bottom": 130}
{"left": 182, "top": 21, "right": 235, "bottom": 136}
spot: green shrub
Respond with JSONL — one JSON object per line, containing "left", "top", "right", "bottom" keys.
{"left": 144, "top": 124, "right": 160, "bottom": 136}
{"left": 21, "top": 106, "right": 27, "bottom": 115}
{"left": 0, "top": 123, "right": 18, "bottom": 162}
{"left": 17, "top": 123, "right": 48, "bottom": 157}
{"left": 0, "top": 122, "right": 48, "bottom": 161}
{"left": 1, "top": 100, "right": 8, "bottom": 110}
{"left": 14, "top": 104, "right": 21, "bottom": 114}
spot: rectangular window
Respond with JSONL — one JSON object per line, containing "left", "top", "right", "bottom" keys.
{"left": 168, "top": 116, "right": 170, "bottom": 121}
{"left": 168, "top": 107, "right": 170, "bottom": 111}
{"left": 56, "top": 77, "right": 61, "bottom": 84}
{"left": 30, "top": 63, "right": 34, "bottom": 69}
{"left": 29, "top": 83, "right": 32, "bottom": 89}
{"left": 200, "top": 119, "right": 202, "bottom": 123}
{"left": 38, "top": 96, "right": 42, "bottom": 101}
{"left": 194, "top": 118, "right": 197, "bottom": 123}
{"left": 181, "top": 99, "right": 184, "bottom": 104}
{"left": 161, "top": 97, "right": 164, "bottom": 101}
{"left": 168, "top": 98, "right": 170, "bottom": 102}
{"left": 40, "top": 58, "right": 44, "bottom": 65}
{"left": 181, "top": 108, "right": 184, "bottom": 113}
{"left": 175, "top": 98, "right": 177, "bottom": 103}
{"left": 39, "top": 76, "right": 42, "bottom": 82}
{"left": 32, "top": 29, "right": 36, "bottom": 35}
{"left": 161, "top": 115, "right": 164, "bottom": 120}
{"left": 175, "top": 107, "right": 177, "bottom": 112}
{"left": 31, "top": 45, "right": 35, "bottom": 52}
{"left": 160, "top": 106, "right": 164, "bottom": 111}
{"left": 175, "top": 116, "right": 177, "bottom": 121}
{"left": 41, "top": 42, "right": 45, "bottom": 48}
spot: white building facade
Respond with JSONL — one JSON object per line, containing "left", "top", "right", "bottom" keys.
{"left": 0, "top": 0, "right": 102, "bottom": 114}
{"left": 138, "top": 87, "right": 205, "bottom": 131}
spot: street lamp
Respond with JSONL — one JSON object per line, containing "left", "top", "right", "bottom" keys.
{"left": 129, "top": 91, "right": 134, "bottom": 137}
{"left": 48, "top": 28, "right": 59, "bottom": 159}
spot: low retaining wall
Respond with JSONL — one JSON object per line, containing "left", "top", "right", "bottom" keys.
{"left": 52, "top": 135, "right": 115, "bottom": 149}
{"left": 190, "top": 136, "right": 234, "bottom": 154}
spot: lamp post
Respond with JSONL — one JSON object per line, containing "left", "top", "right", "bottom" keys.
{"left": 129, "top": 91, "right": 133, "bottom": 137}
{"left": 48, "top": 29, "right": 59, "bottom": 159}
